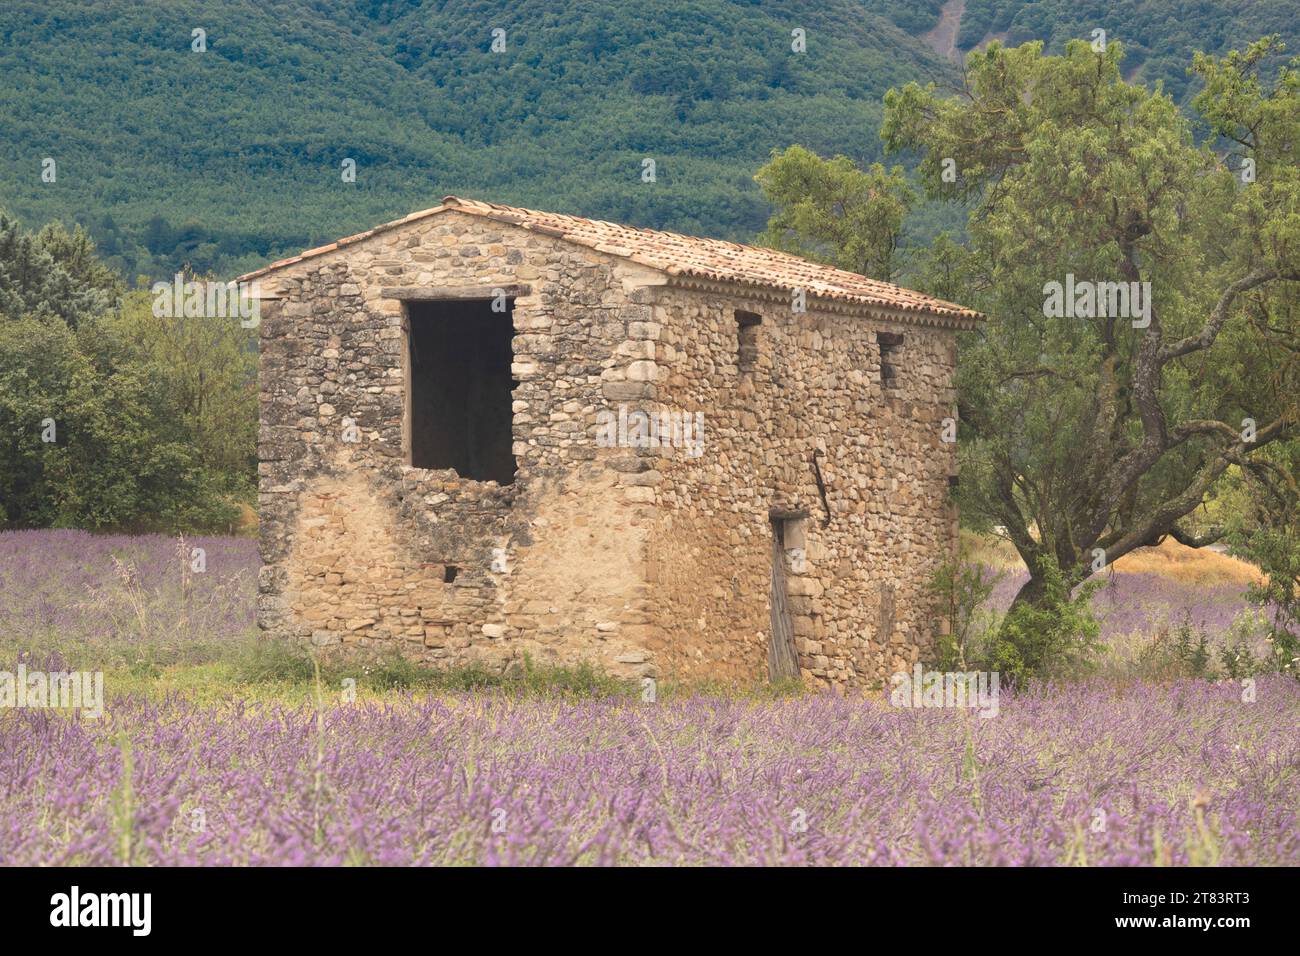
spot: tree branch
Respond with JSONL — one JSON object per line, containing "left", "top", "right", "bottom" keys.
{"left": 1165, "top": 525, "right": 1226, "bottom": 548}
{"left": 1158, "top": 270, "right": 1283, "bottom": 364}
{"left": 1096, "top": 415, "right": 1290, "bottom": 564}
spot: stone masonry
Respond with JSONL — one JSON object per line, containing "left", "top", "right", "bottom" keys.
{"left": 240, "top": 197, "right": 979, "bottom": 689}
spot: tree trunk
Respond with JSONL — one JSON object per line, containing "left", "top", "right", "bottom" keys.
{"left": 1006, "top": 572, "right": 1047, "bottom": 615}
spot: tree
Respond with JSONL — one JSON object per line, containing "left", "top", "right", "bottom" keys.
{"left": 871, "top": 38, "right": 1300, "bottom": 610}
{"left": 106, "top": 288, "right": 258, "bottom": 491}
{"left": 0, "top": 216, "right": 253, "bottom": 531}
{"left": 1225, "top": 439, "right": 1300, "bottom": 675}
{"left": 754, "top": 145, "right": 915, "bottom": 282}
{"left": 0, "top": 213, "right": 120, "bottom": 327}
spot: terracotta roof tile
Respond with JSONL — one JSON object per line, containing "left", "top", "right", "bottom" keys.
{"left": 240, "top": 196, "right": 979, "bottom": 322}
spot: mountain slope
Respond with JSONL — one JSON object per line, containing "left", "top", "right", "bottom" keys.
{"left": 1, "top": 0, "right": 1295, "bottom": 279}
{"left": 0, "top": 0, "right": 953, "bottom": 278}
{"left": 883, "top": 0, "right": 1300, "bottom": 97}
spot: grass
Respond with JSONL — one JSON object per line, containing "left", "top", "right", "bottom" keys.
{"left": 232, "top": 640, "right": 635, "bottom": 699}
{"left": 50, "top": 635, "right": 808, "bottom": 706}
{"left": 963, "top": 527, "right": 1264, "bottom": 586}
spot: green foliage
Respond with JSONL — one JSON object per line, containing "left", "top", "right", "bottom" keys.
{"left": 927, "top": 553, "right": 1002, "bottom": 671}
{"left": 0, "top": 314, "right": 232, "bottom": 529}
{"left": 3, "top": 3, "right": 1296, "bottom": 279}
{"left": 859, "top": 1, "right": 949, "bottom": 36}
{"left": 231, "top": 638, "right": 320, "bottom": 685}
{"left": 0, "top": 0, "right": 957, "bottom": 279}
{"left": 0, "top": 216, "right": 255, "bottom": 531}
{"left": 1214, "top": 618, "right": 1272, "bottom": 680}
{"left": 0, "top": 214, "right": 120, "bottom": 326}
{"left": 228, "top": 640, "right": 810, "bottom": 699}
{"left": 1132, "top": 613, "right": 1279, "bottom": 681}
{"left": 988, "top": 558, "right": 1103, "bottom": 684}
{"left": 1226, "top": 440, "right": 1300, "bottom": 677}
{"left": 921, "top": 549, "right": 1103, "bottom": 685}
{"left": 230, "top": 640, "right": 636, "bottom": 699}
{"left": 110, "top": 288, "right": 258, "bottom": 491}
{"left": 755, "top": 145, "right": 915, "bottom": 281}
{"left": 947, "top": 0, "right": 1299, "bottom": 102}
{"left": 1140, "top": 615, "right": 1214, "bottom": 679}
{"left": 875, "top": 38, "right": 1300, "bottom": 614}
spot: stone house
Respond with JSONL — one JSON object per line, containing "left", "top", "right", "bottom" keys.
{"left": 240, "top": 196, "right": 979, "bottom": 689}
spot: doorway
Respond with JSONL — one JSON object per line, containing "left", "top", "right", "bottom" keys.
{"left": 768, "top": 516, "right": 801, "bottom": 681}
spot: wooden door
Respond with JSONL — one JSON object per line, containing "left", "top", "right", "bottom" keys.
{"left": 768, "top": 521, "right": 800, "bottom": 681}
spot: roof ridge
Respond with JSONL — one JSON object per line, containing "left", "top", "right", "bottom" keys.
{"left": 238, "top": 196, "right": 980, "bottom": 322}
{"left": 441, "top": 195, "right": 940, "bottom": 284}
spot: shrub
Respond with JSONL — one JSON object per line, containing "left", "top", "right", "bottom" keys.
{"left": 927, "top": 553, "right": 1002, "bottom": 671}
{"left": 987, "top": 558, "right": 1102, "bottom": 685}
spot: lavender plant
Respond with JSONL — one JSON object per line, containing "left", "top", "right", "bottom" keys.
{"left": 0, "top": 679, "right": 1295, "bottom": 866}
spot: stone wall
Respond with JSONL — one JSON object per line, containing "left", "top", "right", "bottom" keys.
{"left": 637, "top": 283, "right": 960, "bottom": 688}
{"left": 256, "top": 209, "right": 960, "bottom": 688}
{"left": 257, "top": 211, "right": 665, "bottom": 677}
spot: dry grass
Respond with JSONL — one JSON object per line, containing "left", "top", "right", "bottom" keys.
{"left": 962, "top": 529, "right": 1023, "bottom": 571}
{"left": 961, "top": 529, "right": 1263, "bottom": 587}
{"left": 1110, "top": 538, "right": 1262, "bottom": 587}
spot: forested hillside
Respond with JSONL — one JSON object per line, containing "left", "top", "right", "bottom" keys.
{"left": 0, "top": 0, "right": 951, "bottom": 278}
{"left": 1, "top": 0, "right": 1296, "bottom": 278}
{"left": 900, "top": 0, "right": 1300, "bottom": 97}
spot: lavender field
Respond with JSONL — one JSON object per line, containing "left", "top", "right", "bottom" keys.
{"left": 1, "top": 530, "right": 1297, "bottom": 866}
{"left": 3, "top": 680, "right": 1298, "bottom": 865}
{"left": 0, "top": 529, "right": 257, "bottom": 657}
{"left": 0, "top": 530, "right": 1265, "bottom": 659}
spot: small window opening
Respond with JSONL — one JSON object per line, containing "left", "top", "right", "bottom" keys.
{"left": 736, "top": 311, "right": 761, "bottom": 373}
{"left": 406, "top": 299, "right": 517, "bottom": 483}
{"left": 443, "top": 565, "right": 459, "bottom": 583}
{"left": 878, "top": 332, "right": 904, "bottom": 389}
